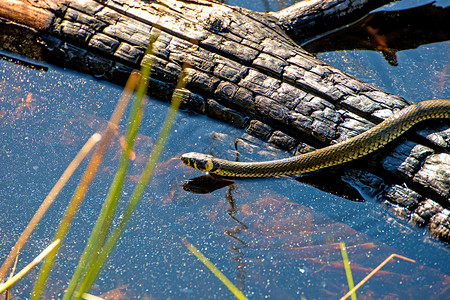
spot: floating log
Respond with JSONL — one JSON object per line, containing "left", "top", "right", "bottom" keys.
{"left": 1, "top": 0, "right": 449, "bottom": 242}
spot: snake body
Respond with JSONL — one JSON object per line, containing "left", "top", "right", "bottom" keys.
{"left": 181, "top": 100, "right": 450, "bottom": 177}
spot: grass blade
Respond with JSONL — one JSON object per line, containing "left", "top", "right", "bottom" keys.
{"left": 182, "top": 238, "right": 247, "bottom": 300}
{"left": 340, "top": 242, "right": 357, "bottom": 300}
{"left": 0, "top": 133, "right": 100, "bottom": 281}
{"left": 31, "top": 69, "right": 137, "bottom": 300}
{"left": 340, "top": 254, "right": 415, "bottom": 300}
{"left": 63, "top": 70, "right": 143, "bottom": 300}
{"left": 64, "top": 34, "right": 159, "bottom": 300}
{"left": 0, "top": 240, "right": 60, "bottom": 293}
{"left": 73, "top": 61, "right": 188, "bottom": 298}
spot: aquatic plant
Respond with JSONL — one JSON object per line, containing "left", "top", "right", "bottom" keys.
{"left": 0, "top": 33, "right": 191, "bottom": 298}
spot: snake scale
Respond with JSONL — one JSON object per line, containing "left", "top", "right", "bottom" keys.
{"left": 181, "top": 100, "right": 450, "bottom": 177}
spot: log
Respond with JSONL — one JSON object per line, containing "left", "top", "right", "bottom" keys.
{"left": 1, "top": 0, "right": 449, "bottom": 242}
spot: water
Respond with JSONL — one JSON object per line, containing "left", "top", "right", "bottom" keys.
{"left": 0, "top": 0, "right": 449, "bottom": 299}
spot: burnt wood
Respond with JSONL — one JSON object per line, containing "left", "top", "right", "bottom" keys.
{"left": 0, "top": 0, "right": 449, "bottom": 242}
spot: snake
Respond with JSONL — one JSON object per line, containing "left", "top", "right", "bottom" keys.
{"left": 181, "top": 100, "right": 450, "bottom": 177}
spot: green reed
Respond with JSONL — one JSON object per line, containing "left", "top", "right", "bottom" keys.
{"left": 62, "top": 37, "right": 157, "bottom": 300}
{"left": 28, "top": 30, "right": 187, "bottom": 298}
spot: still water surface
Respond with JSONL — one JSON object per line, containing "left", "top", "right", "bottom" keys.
{"left": 0, "top": 0, "right": 449, "bottom": 298}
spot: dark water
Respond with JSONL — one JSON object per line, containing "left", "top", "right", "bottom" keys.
{"left": 1, "top": 0, "right": 449, "bottom": 299}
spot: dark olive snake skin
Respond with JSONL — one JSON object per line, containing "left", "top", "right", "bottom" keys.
{"left": 181, "top": 100, "right": 450, "bottom": 177}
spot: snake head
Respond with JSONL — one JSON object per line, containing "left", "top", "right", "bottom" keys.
{"left": 181, "top": 152, "right": 215, "bottom": 172}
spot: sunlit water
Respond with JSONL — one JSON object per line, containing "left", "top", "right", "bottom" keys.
{"left": 1, "top": 0, "right": 449, "bottom": 299}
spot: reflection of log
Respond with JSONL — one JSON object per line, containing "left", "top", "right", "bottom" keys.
{"left": 303, "top": 3, "right": 450, "bottom": 66}
{"left": 1, "top": 0, "right": 449, "bottom": 242}
{"left": 270, "top": 0, "right": 394, "bottom": 43}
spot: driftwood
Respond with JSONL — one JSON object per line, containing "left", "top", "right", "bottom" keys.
{"left": 1, "top": 0, "right": 449, "bottom": 242}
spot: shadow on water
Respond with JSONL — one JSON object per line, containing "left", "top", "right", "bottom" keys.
{"left": 0, "top": 0, "right": 449, "bottom": 299}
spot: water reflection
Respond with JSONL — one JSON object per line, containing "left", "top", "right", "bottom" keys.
{"left": 1, "top": 52, "right": 449, "bottom": 299}
{"left": 1, "top": 0, "right": 450, "bottom": 298}
{"left": 224, "top": 184, "right": 248, "bottom": 292}
{"left": 182, "top": 175, "right": 450, "bottom": 298}
{"left": 183, "top": 175, "right": 234, "bottom": 194}
{"left": 303, "top": 2, "right": 450, "bottom": 66}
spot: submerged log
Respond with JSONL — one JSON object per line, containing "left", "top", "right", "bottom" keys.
{"left": 1, "top": 0, "right": 449, "bottom": 242}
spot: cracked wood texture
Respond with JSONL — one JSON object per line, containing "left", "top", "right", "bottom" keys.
{"left": 1, "top": 0, "right": 449, "bottom": 242}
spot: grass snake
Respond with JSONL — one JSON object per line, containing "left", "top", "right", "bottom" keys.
{"left": 181, "top": 100, "right": 450, "bottom": 177}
